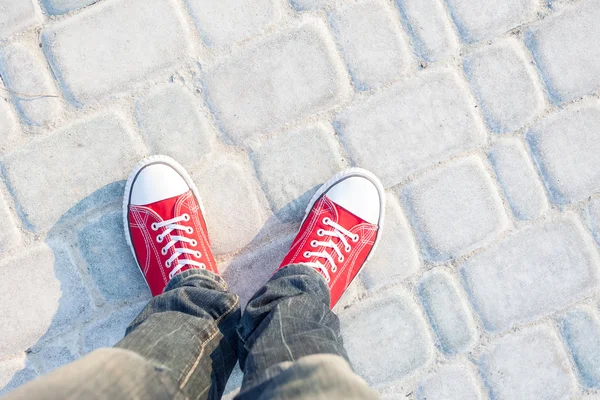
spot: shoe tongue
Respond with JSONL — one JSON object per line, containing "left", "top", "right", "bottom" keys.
{"left": 145, "top": 190, "right": 190, "bottom": 220}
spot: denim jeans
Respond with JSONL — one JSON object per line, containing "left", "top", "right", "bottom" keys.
{"left": 2, "top": 264, "right": 377, "bottom": 399}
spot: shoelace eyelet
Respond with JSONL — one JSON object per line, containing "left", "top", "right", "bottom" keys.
{"left": 191, "top": 239, "right": 198, "bottom": 247}
{"left": 195, "top": 251, "right": 202, "bottom": 258}
{"left": 186, "top": 227, "right": 194, "bottom": 234}
{"left": 322, "top": 217, "right": 331, "bottom": 225}
{"left": 156, "top": 235, "right": 164, "bottom": 243}
{"left": 166, "top": 260, "right": 171, "bottom": 268}
{"left": 317, "top": 229, "right": 324, "bottom": 237}
{"left": 338, "top": 255, "right": 344, "bottom": 262}
{"left": 161, "top": 248, "right": 168, "bottom": 256}
{"left": 345, "top": 245, "right": 351, "bottom": 252}
{"left": 352, "top": 234, "right": 359, "bottom": 243}
{"left": 310, "top": 240, "right": 318, "bottom": 247}
{"left": 331, "top": 266, "right": 337, "bottom": 273}
{"left": 151, "top": 222, "right": 159, "bottom": 231}
{"left": 304, "top": 251, "right": 311, "bottom": 258}
{"left": 183, "top": 214, "right": 190, "bottom": 222}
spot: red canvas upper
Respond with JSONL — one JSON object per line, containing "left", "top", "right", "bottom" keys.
{"left": 127, "top": 190, "right": 217, "bottom": 296}
{"left": 280, "top": 195, "right": 379, "bottom": 308}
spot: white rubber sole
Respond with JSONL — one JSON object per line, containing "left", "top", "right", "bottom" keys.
{"left": 301, "top": 167, "right": 386, "bottom": 269}
{"left": 122, "top": 155, "right": 205, "bottom": 289}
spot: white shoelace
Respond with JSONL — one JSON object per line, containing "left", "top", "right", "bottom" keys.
{"left": 151, "top": 213, "right": 206, "bottom": 279}
{"left": 303, "top": 217, "right": 359, "bottom": 283}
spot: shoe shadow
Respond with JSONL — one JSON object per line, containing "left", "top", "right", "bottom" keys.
{"left": 0, "top": 181, "right": 151, "bottom": 395}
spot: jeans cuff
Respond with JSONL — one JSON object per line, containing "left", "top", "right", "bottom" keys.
{"left": 163, "top": 268, "right": 228, "bottom": 293}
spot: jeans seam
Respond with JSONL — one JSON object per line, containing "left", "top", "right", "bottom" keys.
{"left": 178, "top": 295, "right": 240, "bottom": 390}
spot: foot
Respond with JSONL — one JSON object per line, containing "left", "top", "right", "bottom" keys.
{"left": 279, "top": 168, "right": 385, "bottom": 308}
{"left": 123, "top": 155, "right": 218, "bottom": 296}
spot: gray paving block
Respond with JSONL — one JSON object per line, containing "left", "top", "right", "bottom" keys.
{"left": 0, "top": 0, "right": 40, "bottom": 39}
{"left": 461, "top": 215, "right": 600, "bottom": 332}
{"left": 403, "top": 156, "right": 508, "bottom": 262}
{"left": 478, "top": 326, "right": 576, "bottom": 399}
{"left": 83, "top": 302, "right": 146, "bottom": 354}
{"left": 416, "top": 364, "right": 483, "bottom": 400}
{"left": 336, "top": 69, "right": 485, "bottom": 187}
{"left": 77, "top": 211, "right": 151, "bottom": 303}
{"left": 527, "top": 100, "right": 600, "bottom": 205}
{"left": 560, "top": 307, "right": 600, "bottom": 388}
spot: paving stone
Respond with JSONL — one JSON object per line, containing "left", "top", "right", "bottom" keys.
{"left": 560, "top": 307, "right": 600, "bottom": 388}
{"left": 0, "top": 0, "right": 40, "bottom": 39}
{"left": 252, "top": 123, "right": 346, "bottom": 223}
{"left": 416, "top": 364, "right": 483, "bottom": 400}
{"left": 395, "top": 0, "right": 460, "bottom": 62}
{"left": 41, "top": 0, "right": 97, "bottom": 15}
{"left": 488, "top": 138, "right": 548, "bottom": 220}
{"left": 336, "top": 69, "right": 485, "bottom": 187}
{"left": 184, "top": 0, "right": 281, "bottom": 49}
{"left": 191, "top": 151, "right": 272, "bottom": 255}
{"left": 403, "top": 156, "right": 508, "bottom": 262}
{"left": 0, "top": 43, "right": 61, "bottom": 126}
{"left": 78, "top": 211, "right": 151, "bottom": 303}
{"left": 418, "top": 270, "right": 477, "bottom": 354}
{"left": 0, "top": 189, "right": 19, "bottom": 256}
{"left": 329, "top": 0, "right": 411, "bottom": 90}
{"left": 526, "top": 0, "right": 600, "bottom": 104}
{"left": 29, "top": 341, "right": 78, "bottom": 374}
{"left": 461, "top": 215, "right": 600, "bottom": 332}
{"left": 527, "top": 100, "right": 600, "bottom": 205}
{"left": 339, "top": 290, "right": 434, "bottom": 387}
{"left": 222, "top": 234, "right": 293, "bottom": 308}
{"left": 0, "top": 356, "right": 37, "bottom": 396}
{"left": 464, "top": 39, "right": 544, "bottom": 134}
{"left": 478, "top": 326, "right": 576, "bottom": 400}
{"left": 135, "top": 85, "right": 214, "bottom": 168}
{"left": 589, "top": 198, "right": 600, "bottom": 246}
{"left": 290, "top": 0, "right": 333, "bottom": 10}
{"left": 445, "top": 0, "right": 537, "bottom": 43}
{"left": 0, "top": 96, "right": 19, "bottom": 155}
{"left": 0, "top": 245, "right": 61, "bottom": 357}
{"left": 362, "top": 193, "right": 420, "bottom": 292}
{"left": 2, "top": 112, "right": 145, "bottom": 231}
{"left": 204, "top": 20, "right": 351, "bottom": 143}
{"left": 83, "top": 302, "right": 146, "bottom": 353}
{"left": 41, "top": 0, "right": 192, "bottom": 106}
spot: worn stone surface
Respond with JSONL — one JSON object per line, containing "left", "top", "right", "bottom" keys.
{"left": 204, "top": 20, "right": 351, "bottom": 143}
{"left": 361, "top": 193, "right": 420, "bottom": 292}
{"left": 395, "top": 0, "right": 459, "bottom": 62}
{"left": 40, "top": 0, "right": 97, "bottom": 15}
{"left": 403, "top": 156, "right": 508, "bottom": 262}
{"left": 560, "top": 307, "right": 600, "bottom": 388}
{"left": 42, "top": 0, "right": 192, "bottom": 106}
{"left": 0, "top": 0, "right": 40, "bottom": 39}
{"left": 488, "top": 138, "right": 548, "bottom": 220}
{"left": 461, "top": 215, "right": 600, "bottom": 332}
{"left": 184, "top": 0, "right": 281, "bottom": 49}
{"left": 77, "top": 211, "right": 150, "bottom": 303}
{"left": 0, "top": 97, "right": 19, "bottom": 155}
{"left": 2, "top": 113, "right": 145, "bottom": 231}
{"left": 478, "top": 326, "right": 576, "bottom": 399}
{"left": 416, "top": 364, "right": 483, "bottom": 400}
{"left": 0, "top": 42, "right": 61, "bottom": 126}
{"left": 589, "top": 198, "right": 600, "bottom": 246}
{"left": 446, "top": 0, "right": 537, "bottom": 43}
{"left": 134, "top": 84, "right": 214, "bottom": 168}
{"left": 0, "top": 189, "right": 19, "bottom": 255}
{"left": 329, "top": 0, "right": 411, "bottom": 90}
{"left": 464, "top": 38, "right": 544, "bottom": 134}
{"left": 252, "top": 123, "right": 346, "bottom": 222}
{"left": 526, "top": 0, "right": 600, "bottom": 104}
{"left": 339, "top": 290, "right": 434, "bottom": 387}
{"left": 336, "top": 69, "right": 485, "bottom": 187}
{"left": 418, "top": 270, "right": 477, "bottom": 354}
{"left": 527, "top": 100, "right": 600, "bottom": 205}
{"left": 190, "top": 152, "right": 272, "bottom": 255}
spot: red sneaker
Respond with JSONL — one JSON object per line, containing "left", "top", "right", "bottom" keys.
{"left": 279, "top": 169, "right": 385, "bottom": 308}
{"left": 123, "top": 155, "right": 218, "bottom": 296}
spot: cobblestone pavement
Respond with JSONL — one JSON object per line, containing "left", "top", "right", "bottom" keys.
{"left": 1, "top": 0, "right": 600, "bottom": 398}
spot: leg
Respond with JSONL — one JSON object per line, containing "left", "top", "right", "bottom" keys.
{"left": 236, "top": 169, "right": 385, "bottom": 399}
{"left": 3, "top": 270, "right": 240, "bottom": 400}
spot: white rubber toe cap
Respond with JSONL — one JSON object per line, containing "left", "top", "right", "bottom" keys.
{"left": 325, "top": 176, "right": 382, "bottom": 224}
{"left": 130, "top": 163, "right": 189, "bottom": 206}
